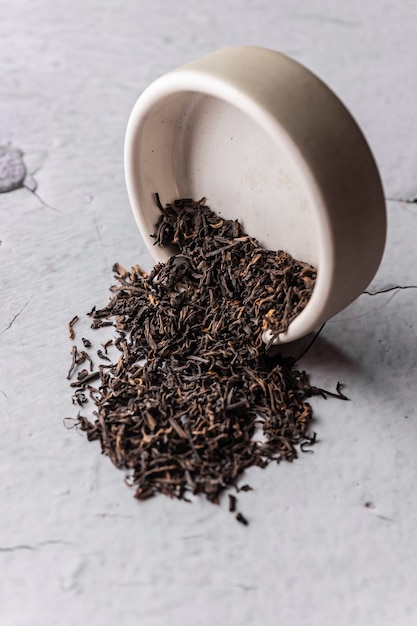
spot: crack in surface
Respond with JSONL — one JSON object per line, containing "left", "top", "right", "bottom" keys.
{"left": 291, "top": 12, "right": 357, "bottom": 26}
{"left": 0, "top": 297, "right": 31, "bottom": 335}
{"left": 38, "top": 539, "right": 72, "bottom": 547}
{"left": 23, "top": 183, "right": 60, "bottom": 213}
{"left": 386, "top": 196, "right": 417, "bottom": 204}
{"left": 93, "top": 513, "right": 134, "bottom": 519}
{"left": 363, "top": 285, "right": 417, "bottom": 296}
{"left": 0, "top": 545, "right": 36, "bottom": 553}
{"left": 328, "top": 285, "right": 417, "bottom": 323}
{"left": 0, "top": 539, "right": 71, "bottom": 553}
{"left": 91, "top": 209, "right": 105, "bottom": 247}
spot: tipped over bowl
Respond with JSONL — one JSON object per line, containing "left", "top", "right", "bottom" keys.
{"left": 124, "top": 45, "right": 386, "bottom": 344}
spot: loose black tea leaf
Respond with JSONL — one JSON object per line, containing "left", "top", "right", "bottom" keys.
{"left": 101, "top": 339, "right": 113, "bottom": 353}
{"left": 66, "top": 197, "right": 344, "bottom": 515}
{"left": 229, "top": 494, "right": 237, "bottom": 512}
{"left": 236, "top": 512, "right": 249, "bottom": 526}
{"left": 71, "top": 390, "right": 88, "bottom": 406}
{"left": 67, "top": 345, "right": 94, "bottom": 379}
{"left": 68, "top": 315, "right": 79, "bottom": 340}
{"left": 97, "top": 349, "right": 111, "bottom": 362}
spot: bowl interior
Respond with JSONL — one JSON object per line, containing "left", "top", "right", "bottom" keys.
{"left": 128, "top": 90, "right": 322, "bottom": 268}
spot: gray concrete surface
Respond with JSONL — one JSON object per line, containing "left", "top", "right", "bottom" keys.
{"left": 1, "top": 1, "right": 417, "bottom": 625}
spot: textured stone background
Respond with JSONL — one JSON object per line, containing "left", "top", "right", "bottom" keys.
{"left": 1, "top": 1, "right": 417, "bottom": 625}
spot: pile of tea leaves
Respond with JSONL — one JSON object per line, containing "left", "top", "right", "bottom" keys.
{"left": 67, "top": 197, "right": 346, "bottom": 520}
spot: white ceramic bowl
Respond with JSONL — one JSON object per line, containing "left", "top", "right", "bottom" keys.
{"left": 124, "top": 45, "right": 386, "bottom": 344}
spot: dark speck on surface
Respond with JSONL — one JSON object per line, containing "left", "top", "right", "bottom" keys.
{"left": 0, "top": 145, "right": 26, "bottom": 193}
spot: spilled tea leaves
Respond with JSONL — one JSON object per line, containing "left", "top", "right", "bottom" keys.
{"left": 65, "top": 197, "right": 347, "bottom": 523}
